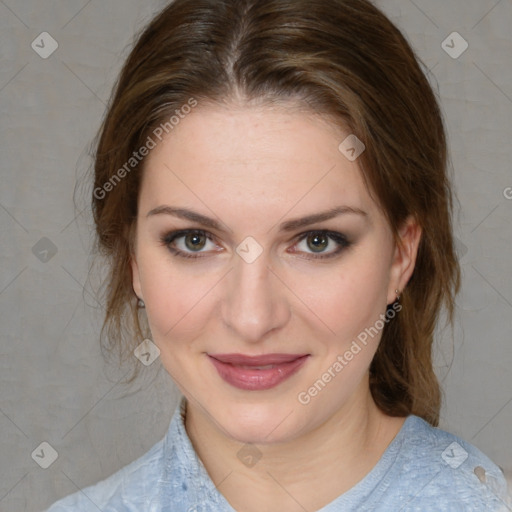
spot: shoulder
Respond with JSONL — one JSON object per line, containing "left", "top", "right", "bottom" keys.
{"left": 44, "top": 438, "right": 165, "bottom": 511}
{"left": 44, "top": 397, "right": 228, "bottom": 512}
{"left": 387, "top": 415, "right": 511, "bottom": 510}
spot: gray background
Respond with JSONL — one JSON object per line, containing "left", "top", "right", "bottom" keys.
{"left": 0, "top": 1, "right": 511, "bottom": 510}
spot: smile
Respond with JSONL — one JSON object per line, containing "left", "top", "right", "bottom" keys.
{"left": 207, "top": 353, "right": 310, "bottom": 391}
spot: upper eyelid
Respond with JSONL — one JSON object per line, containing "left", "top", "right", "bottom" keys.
{"left": 162, "top": 230, "right": 350, "bottom": 262}
{"left": 163, "top": 228, "right": 348, "bottom": 250}
{"left": 164, "top": 228, "right": 345, "bottom": 240}
{"left": 166, "top": 230, "right": 218, "bottom": 248}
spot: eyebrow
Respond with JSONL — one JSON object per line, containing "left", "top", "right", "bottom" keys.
{"left": 146, "top": 205, "right": 368, "bottom": 232}
{"left": 146, "top": 206, "right": 225, "bottom": 231}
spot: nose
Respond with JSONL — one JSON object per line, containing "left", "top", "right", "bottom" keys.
{"left": 221, "top": 253, "right": 290, "bottom": 343}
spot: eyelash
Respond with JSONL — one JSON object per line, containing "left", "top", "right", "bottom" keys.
{"left": 160, "top": 229, "right": 352, "bottom": 260}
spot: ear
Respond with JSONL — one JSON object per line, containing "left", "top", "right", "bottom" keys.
{"left": 127, "top": 222, "right": 143, "bottom": 301}
{"left": 131, "top": 254, "right": 143, "bottom": 301}
{"left": 386, "top": 215, "right": 422, "bottom": 305}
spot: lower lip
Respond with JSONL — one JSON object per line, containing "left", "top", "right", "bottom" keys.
{"left": 208, "top": 355, "right": 309, "bottom": 391}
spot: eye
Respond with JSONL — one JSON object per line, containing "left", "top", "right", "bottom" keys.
{"left": 161, "top": 229, "right": 220, "bottom": 258}
{"left": 292, "top": 231, "right": 351, "bottom": 259}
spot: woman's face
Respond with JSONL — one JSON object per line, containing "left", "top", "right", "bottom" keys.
{"left": 131, "top": 103, "right": 420, "bottom": 444}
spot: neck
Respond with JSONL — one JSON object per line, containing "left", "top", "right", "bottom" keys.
{"left": 184, "top": 380, "right": 405, "bottom": 512}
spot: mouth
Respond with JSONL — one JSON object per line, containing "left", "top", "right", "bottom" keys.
{"left": 207, "top": 353, "right": 310, "bottom": 391}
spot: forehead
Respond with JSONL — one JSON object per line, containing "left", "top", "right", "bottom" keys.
{"left": 140, "top": 103, "right": 375, "bottom": 219}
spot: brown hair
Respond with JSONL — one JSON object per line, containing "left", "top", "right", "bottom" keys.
{"left": 92, "top": 0, "right": 460, "bottom": 426}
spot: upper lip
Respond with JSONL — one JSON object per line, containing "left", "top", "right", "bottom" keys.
{"left": 208, "top": 353, "right": 309, "bottom": 365}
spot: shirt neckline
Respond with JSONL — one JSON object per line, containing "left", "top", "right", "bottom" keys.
{"left": 164, "top": 396, "right": 419, "bottom": 510}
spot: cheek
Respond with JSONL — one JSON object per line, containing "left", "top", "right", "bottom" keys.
{"left": 291, "top": 252, "right": 389, "bottom": 345}
{"left": 138, "top": 256, "right": 230, "bottom": 359}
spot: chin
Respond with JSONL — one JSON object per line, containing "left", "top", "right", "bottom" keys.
{"left": 213, "top": 399, "right": 304, "bottom": 445}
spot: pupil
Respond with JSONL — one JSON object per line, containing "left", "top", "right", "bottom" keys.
{"left": 185, "top": 233, "right": 206, "bottom": 251}
{"left": 308, "top": 234, "right": 328, "bottom": 252}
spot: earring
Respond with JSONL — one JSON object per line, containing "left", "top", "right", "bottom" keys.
{"left": 395, "top": 289, "right": 401, "bottom": 302}
{"left": 137, "top": 298, "right": 145, "bottom": 309}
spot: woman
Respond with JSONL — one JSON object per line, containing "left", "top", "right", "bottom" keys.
{"left": 47, "top": 0, "right": 510, "bottom": 510}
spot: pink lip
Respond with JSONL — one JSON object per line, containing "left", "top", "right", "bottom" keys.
{"left": 208, "top": 353, "right": 310, "bottom": 391}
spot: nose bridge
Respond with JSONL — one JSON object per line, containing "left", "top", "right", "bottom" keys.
{"left": 221, "top": 254, "right": 288, "bottom": 342}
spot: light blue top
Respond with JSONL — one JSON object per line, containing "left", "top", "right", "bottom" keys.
{"left": 46, "top": 396, "right": 511, "bottom": 511}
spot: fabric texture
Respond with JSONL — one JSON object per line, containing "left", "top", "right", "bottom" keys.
{"left": 45, "top": 396, "right": 511, "bottom": 511}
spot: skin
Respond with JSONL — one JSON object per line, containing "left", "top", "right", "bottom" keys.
{"left": 131, "top": 101, "right": 422, "bottom": 511}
